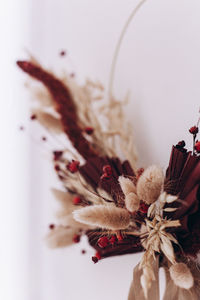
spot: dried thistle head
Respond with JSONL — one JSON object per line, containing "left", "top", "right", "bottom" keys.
{"left": 136, "top": 165, "right": 164, "bottom": 204}
{"left": 169, "top": 263, "right": 194, "bottom": 289}
{"left": 73, "top": 205, "right": 130, "bottom": 230}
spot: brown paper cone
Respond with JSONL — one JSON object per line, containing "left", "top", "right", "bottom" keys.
{"left": 128, "top": 257, "right": 160, "bottom": 300}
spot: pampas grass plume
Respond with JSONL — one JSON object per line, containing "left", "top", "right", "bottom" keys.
{"left": 73, "top": 205, "right": 130, "bottom": 230}
{"left": 169, "top": 263, "right": 194, "bottom": 289}
{"left": 32, "top": 109, "right": 62, "bottom": 133}
{"left": 137, "top": 165, "right": 163, "bottom": 204}
{"left": 125, "top": 193, "right": 139, "bottom": 212}
{"left": 46, "top": 226, "right": 76, "bottom": 248}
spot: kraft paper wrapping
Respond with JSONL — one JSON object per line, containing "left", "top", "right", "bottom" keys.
{"left": 128, "top": 257, "right": 159, "bottom": 300}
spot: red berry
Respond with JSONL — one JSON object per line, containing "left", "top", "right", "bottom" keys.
{"left": 195, "top": 141, "right": 200, "bottom": 153}
{"left": 117, "top": 233, "right": 123, "bottom": 241}
{"left": 109, "top": 235, "right": 116, "bottom": 245}
{"left": 49, "top": 224, "right": 55, "bottom": 230}
{"left": 97, "top": 236, "right": 109, "bottom": 248}
{"left": 67, "top": 160, "right": 80, "bottom": 173}
{"left": 139, "top": 202, "right": 149, "bottom": 214}
{"left": 54, "top": 164, "right": 60, "bottom": 171}
{"left": 100, "top": 173, "right": 111, "bottom": 180}
{"left": 95, "top": 252, "right": 101, "bottom": 260}
{"left": 177, "top": 140, "right": 186, "bottom": 148}
{"left": 85, "top": 127, "right": 94, "bottom": 135}
{"left": 189, "top": 126, "right": 199, "bottom": 135}
{"left": 73, "top": 234, "right": 80, "bottom": 243}
{"left": 103, "top": 165, "right": 112, "bottom": 176}
{"left": 30, "top": 114, "right": 37, "bottom": 120}
{"left": 73, "top": 196, "right": 81, "bottom": 205}
{"left": 53, "top": 151, "right": 63, "bottom": 161}
{"left": 92, "top": 256, "right": 98, "bottom": 263}
{"left": 60, "top": 50, "right": 66, "bottom": 56}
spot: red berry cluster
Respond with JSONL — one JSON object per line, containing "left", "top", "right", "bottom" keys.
{"left": 97, "top": 234, "right": 122, "bottom": 249}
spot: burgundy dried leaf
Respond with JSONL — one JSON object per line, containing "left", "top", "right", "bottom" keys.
{"left": 17, "top": 60, "right": 98, "bottom": 160}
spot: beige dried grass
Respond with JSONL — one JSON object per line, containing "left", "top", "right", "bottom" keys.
{"left": 73, "top": 205, "right": 130, "bottom": 230}
{"left": 46, "top": 226, "right": 77, "bottom": 248}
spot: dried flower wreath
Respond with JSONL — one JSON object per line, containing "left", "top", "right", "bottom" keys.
{"left": 17, "top": 1, "right": 200, "bottom": 299}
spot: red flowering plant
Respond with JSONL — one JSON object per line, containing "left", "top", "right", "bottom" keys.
{"left": 17, "top": 60, "right": 200, "bottom": 300}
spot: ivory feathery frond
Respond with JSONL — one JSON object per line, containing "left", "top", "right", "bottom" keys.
{"left": 73, "top": 205, "right": 130, "bottom": 230}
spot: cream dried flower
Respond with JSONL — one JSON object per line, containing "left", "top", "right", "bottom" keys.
{"left": 73, "top": 205, "right": 130, "bottom": 230}
{"left": 118, "top": 176, "right": 139, "bottom": 212}
{"left": 137, "top": 165, "right": 164, "bottom": 204}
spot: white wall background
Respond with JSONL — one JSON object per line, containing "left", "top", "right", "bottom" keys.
{"left": 1, "top": 0, "right": 200, "bottom": 299}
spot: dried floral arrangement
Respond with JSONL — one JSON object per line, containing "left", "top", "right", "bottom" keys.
{"left": 17, "top": 2, "right": 200, "bottom": 300}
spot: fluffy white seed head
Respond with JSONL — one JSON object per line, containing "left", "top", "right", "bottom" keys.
{"left": 118, "top": 176, "right": 136, "bottom": 195}
{"left": 169, "top": 263, "right": 194, "bottom": 289}
{"left": 137, "top": 165, "right": 164, "bottom": 204}
{"left": 73, "top": 205, "right": 130, "bottom": 230}
{"left": 125, "top": 192, "right": 140, "bottom": 212}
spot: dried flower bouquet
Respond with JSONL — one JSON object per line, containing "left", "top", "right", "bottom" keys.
{"left": 17, "top": 59, "right": 200, "bottom": 300}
